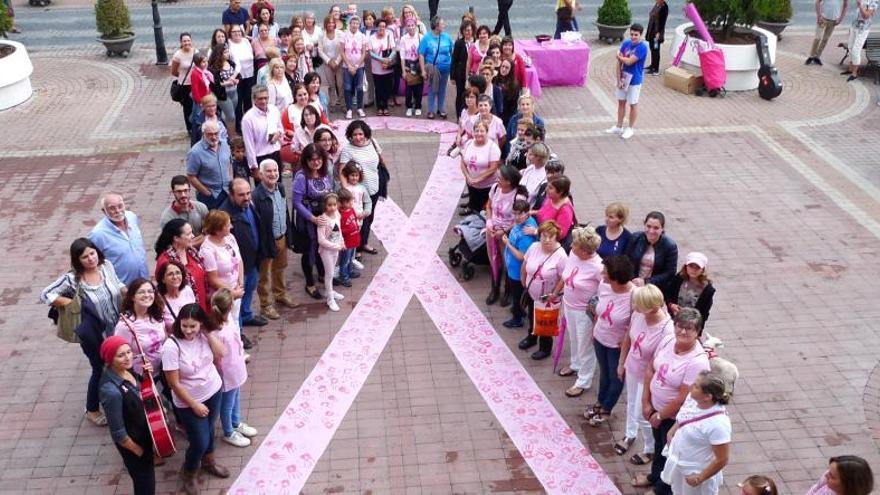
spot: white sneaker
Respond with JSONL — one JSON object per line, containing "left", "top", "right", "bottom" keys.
{"left": 351, "top": 259, "right": 364, "bottom": 270}
{"left": 235, "top": 422, "right": 258, "bottom": 438}
{"left": 357, "top": 109, "right": 366, "bottom": 117}
{"left": 604, "top": 125, "right": 623, "bottom": 135}
{"left": 332, "top": 291, "right": 344, "bottom": 300}
{"left": 327, "top": 299, "right": 340, "bottom": 311}
{"left": 415, "top": 109, "right": 422, "bottom": 116}
{"left": 406, "top": 108, "right": 413, "bottom": 117}
{"left": 345, "top": 110, "right": 352, "bottom": 119}
{"left": 621, "top": 127, "right": 634, "bottom": 139}
{"left": 223, "top": 430, "right": 251, "bottom": 447}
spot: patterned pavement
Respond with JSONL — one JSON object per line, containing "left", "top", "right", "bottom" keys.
{"left": 1, "top": 19, "right": 880, "bottom": 495}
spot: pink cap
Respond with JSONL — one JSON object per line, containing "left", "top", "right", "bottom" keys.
{"left": 685, "top": 252, "right": 708, "bottom": 268}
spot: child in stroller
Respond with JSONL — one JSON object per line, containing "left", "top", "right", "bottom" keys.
{"left": 448, "top": 212, "right": 490, "bottom": 280}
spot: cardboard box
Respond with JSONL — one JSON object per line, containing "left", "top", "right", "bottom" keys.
{"left": 663, "top": 66, "right": 703, "bottom": 95}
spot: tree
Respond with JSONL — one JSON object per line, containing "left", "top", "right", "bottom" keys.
{"left": 690, "top": 0, "right": 760, "bottom": 41}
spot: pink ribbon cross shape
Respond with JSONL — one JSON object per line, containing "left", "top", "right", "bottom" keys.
{"left": 228, "top": 117, "right": 619, "bottom": 495}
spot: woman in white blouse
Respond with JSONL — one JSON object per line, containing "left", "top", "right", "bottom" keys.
{"left": 317, "top": 15, "right": 344, "bottom": 110}
{"left": 266, "top": 58, "right": 293, "bottom": 111}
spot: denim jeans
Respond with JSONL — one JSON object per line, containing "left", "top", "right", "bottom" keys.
{"left": 594, "top": 340, "right": 624, "bottom": 412}
{"left": 343, "top": 67, "right": 365, "bottom": 110}
{"left": 79, "top": 328, "right": 105, "bottom": 413}
{"left": 175, "top": 389, "right": 222, "bottom": 471}
{"left": 338, "top": 248, "right": 355, "bottom": 283}
{"left": 240, "top": 266, "right": 260, "bottom": 326}
{"left": 427, "top": 70, "right": 450, "bottom": 114}
{"left": 220, "top": 387, "right": 242, "bottom": 437}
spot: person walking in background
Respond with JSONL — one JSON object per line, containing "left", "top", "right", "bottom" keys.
{"left": 645, "top": 0, "right": 668, "bottom": 75}
{"left": 494, "top": 0, "right": 513, "bottom": 36}
{"left": 806, "top": 0, "right": 849, "bottom": 65}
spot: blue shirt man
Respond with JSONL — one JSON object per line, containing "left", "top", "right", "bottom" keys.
{"left": 88, "top": 194, "right": 149, "bottom": 285}
{"left": 186, "top": 122, "right": 232, "bottom": 210}
{"left": 606, "top": 23, "right": 648, "bottom": 140}
{"left": 222, "top": 0, "right": 249, "bottom": 33}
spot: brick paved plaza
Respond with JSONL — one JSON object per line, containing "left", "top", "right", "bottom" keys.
{"left": 2, "top": 1, "right": 880, "bottom": 493}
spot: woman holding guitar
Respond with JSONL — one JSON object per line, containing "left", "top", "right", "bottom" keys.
{"left": 162, "top": 303, "right": 227, "bottom": 495}
{"left": 99, "top": 336, "right": 157, "bottom": 495}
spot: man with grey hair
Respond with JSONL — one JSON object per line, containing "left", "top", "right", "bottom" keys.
{"left": 88, "top": 193, "right": 149, "bottom": 285}
{"left": 252, "top": 159, "right": 296, "bottom": 318}
{"left": 186, "top": 120, "right": 232, "bottom": 209}
{"left": 241, "top": 85, "right": 283, "bottom": 183}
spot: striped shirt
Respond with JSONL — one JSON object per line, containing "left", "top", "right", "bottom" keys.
{"left": 339, "top": 139, "right": 383, "bottom": 196}
{"left": 40, "top": 261, "right": 125, "bottom": 336}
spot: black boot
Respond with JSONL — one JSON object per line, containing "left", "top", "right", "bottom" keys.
{"left": 531, "top": 337, "right": 552, "bottom": 360}
{"left": 485, "top": 279, "right": 499, "bottom": 305}
{"left": 518, "top": 334, "right": 537, "bottom": 350}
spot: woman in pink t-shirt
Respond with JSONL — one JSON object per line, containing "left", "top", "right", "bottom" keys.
{"left": 485, "top": 165, "right": 525, "bottom": 306}
{"left": 368, "top": 19, "right": 397, "bottom": 115}
{"left": 532, "top": 176, "right": 575, "bottom": 243}
{"left": 608, "top": 284, "right": 672, "bottom": 462}
{"left": 472, "top": 94, "right": 506, "bottom": 146}
{"left": 199, "top": 210, "right": 245, "bottom": 325}
{"left": 209, "top": 289, "right": 258, "bottom": 448}
{"left": 519, "top": 220, "right": 568, "bottom": 360}
{"left": 633, "top": 307, "right": 710, "bottom": 493}
{"left": 460, "top": 119, "right": 501, "bottom": 216}
{"left": 157, "top": 260, "right": 197, "bottom": 334}
{"left": 588, "top": 256, "right": 636, "bottom": 430}
{"left": 114, "top": 278, "right": 167, "bottom": 380}
{"left": 453, "top": 86, "right": 480, "bottom": 153}
{"left": 161, "top": 303, "right": 227, "bottom": 490}
{"left": 806, "top": 456, "right": 874, "bottom": 495}
{"left": 548, "top": 226, "right": 603, "bottom": 398}
{"left": 341, "top": 16, "right": 368, "bottom": 117}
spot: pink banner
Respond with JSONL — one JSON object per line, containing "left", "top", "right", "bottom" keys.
{"left": 228, "top": 117, "right": 618, "bottom": 494}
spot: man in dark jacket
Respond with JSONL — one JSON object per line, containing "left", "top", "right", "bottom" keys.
{"left": 624, "top": 210, "right": 678, "bottom": 292}
{"left": 220, "top": 178, "right": 273, "bottom": 338}
{"left": 251, "top": 159, "right": 297, "bottom": 319}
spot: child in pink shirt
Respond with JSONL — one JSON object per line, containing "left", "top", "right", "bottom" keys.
{"left": 317, "top": 193, "right": 346, "bottom": 311}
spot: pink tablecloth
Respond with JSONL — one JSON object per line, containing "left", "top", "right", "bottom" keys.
{"left": 517, "top": 39, "right": 591, "bottom": 88}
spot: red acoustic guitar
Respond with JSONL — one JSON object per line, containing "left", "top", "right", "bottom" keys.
{"left": 120, "top": 315, "right": 177, "bottom": 458}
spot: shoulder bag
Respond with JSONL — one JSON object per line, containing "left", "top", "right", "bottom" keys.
{"left": 54, "top": 275, "right": 83, "bottom": 344}
{"left": 170, "top": 60, "right": 194, "bottom": 103}
{"left": 288, "top": 172, "right": 314, "bottom": 254}
{"left": 372, "top": 140, "right": 391, "bottom": 199}
{"left": 519, "top": 246, "right": 563, "bottom": 311}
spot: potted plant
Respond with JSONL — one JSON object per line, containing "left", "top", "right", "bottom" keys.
{"left": 95, "top": 0, "right": 135, "bottom": 57}
{"left": 595, "top": 0, "right": 632, "bottom": 44}
{"left": 668, "top": 0, "right": 777, "bottom": 90}
{"left": 755, "top": 0, "right": 793, "bottom": 38}
{"left": 0, "top": 2, "right": 13, "bottom": 38}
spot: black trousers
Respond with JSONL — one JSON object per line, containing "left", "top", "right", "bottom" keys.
{"left": 453, "top": 75, "right": 467, "bottom": 116}
{"left": 649, "top": 418, "right": 676, "bottom": 495}
{"left": 467, "top": 185, "right": 491, "bottom": 213}
{"left": 429, "top": 0, "right": 440, "bottom": 20}
{"left": 649, "top": 40, "right": 662, "bottom": 72}
{"left": 117, "top": 443, "right": 156, "bottom": 495}
{"left": 374, "top": 72, "right": 394, "bottom": 110}
{"left": 508, "top": 277, "right": 524, "bottom": 320}
{"left": 235, "top": 75, "right": 255, "bottom": 134}
{"left": 302, "top": 223, "right": 325, "bottom": 287}
{"left": 359, "top": 192, "right": 381, "bottom": 248}
{"left": 405, "top": 82, "right": 424, "bottom": 109}
{"left": 494, "top": 0, "right": 513, "bottom": 36}
{"left": 179, "top": 87, "right": 193, "bottom": 134}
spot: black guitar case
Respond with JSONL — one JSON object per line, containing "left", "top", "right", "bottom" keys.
{"left": 755, "top": 33, "right": 782, "bottom": 100}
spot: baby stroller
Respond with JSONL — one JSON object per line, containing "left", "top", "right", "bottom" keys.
{"left": 448, "top": 213, "right": 490, "bottom": 280}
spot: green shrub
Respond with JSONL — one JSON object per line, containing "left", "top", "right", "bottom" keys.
{"left": 597, "top": 0, "right": 632, "bottom": 26}
{"left": 0, "top": 3, "right": 13, "bottom": 38}
{"left": 95, "top": 0, "right": 132, "bottom": 39}
{"left": 691, "top": 0, "right": 760, "bottom": 41}
{"left": 754, "top": 0, "right": 792, "bottom": 22}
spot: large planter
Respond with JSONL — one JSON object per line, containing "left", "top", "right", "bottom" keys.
{"left": 669, "top": 23, "right": 776, "bottom": 91}
{"left": 97, "top": 33, "right": 136, "bottom": 57}
{"left": 595, "top": 22, "right": 629, "bottom": 44}
{"left": 0, "top": 40, "right": 34, "bottom": 111}
{"left": 756, "top": 20, "right": 790, "bottom": 39}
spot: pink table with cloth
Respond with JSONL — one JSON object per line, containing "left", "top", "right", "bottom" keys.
{"left": 516, "top": 39, "right": 591, "bottom": 95}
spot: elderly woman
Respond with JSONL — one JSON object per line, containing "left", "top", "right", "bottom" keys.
{"left": 626, "top": 210, "right": 679, "bottom": 291}
{"left": 302, "top": 11, "right": 324, "bottom": 60}
{"left": 341, "top": 15, "right": 368, "bottom": 119}
{"left": 506, "top": 94, "right": 546, "bottom": 144}
{"left": 485, "top": 165, "right": 523, "bottom": 305}
{"left": 199, "top": 210, "right": 245, "bottom": 324}
{"left": 157, "top": 260, "right": 196, "bottom": 332}
{"left": 318, "top": 15, "right": 344, "bottom": 110}
{"left": 596, "top": 201, "right": 632, "bottom": 258}
{"left": 98, "top": 337, "right": 156, "bottom": 495}
{"left": 460, "top": 120, "right": 502, "bottom": 217}
{"left": 294, "top": 144, "right": 335, "bottom": 299}
{"left": 633, "top": 308, "right": 711, "bottom": 495}
{"left": 339, "top": 120, "right": 386, "bottom": 254}
{"left": 451, "top": 20, "right": 476, "bottom": 116}
{"left": 659, "top": 371, "right": 731, "bottom": 495}
{"left": 664, "top": 252, "right": 716, "bottom": 329}
{"left": 114, "top": 278, "right": 166, "bottom": 380}
{"left": 171, "top": 33, "right": 196, "bottom": 135}
{"left": 399, "top": 18, "right": 425, "bottom": 116}
{"left": 548, "top": 226, "right": 603, "bottom": 398}
{"left": 368, "top": 18, "right": 397, "bottom": 116}
{"left": 807, "top": 455, "right": 875, "bottom": 495}
{"left": 611, "top": 284, "right": 671, "bottom": 462}
{"left": 191, "top": 94, "right": 229, "bottom": 146}
{"left": 518, "top": 220, "right": 568, "bottom": 360}
{"left": 41, "top": 238, "right": 125, "bottom": 427}
{"left": 418, "top": 16, "right": 454, "bottom": 120}
{"left": 162, "top": 303, "right": 227, "bottom": 493}
{"left": 155, "top": 219, "right": 208, "bottom": 312}
{"left": 588, "top": 255, "right": 635, "bottom": 428}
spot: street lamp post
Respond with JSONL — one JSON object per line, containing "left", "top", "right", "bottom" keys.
{"left": 151, "top": 0, "right": 169, "bottom": 65}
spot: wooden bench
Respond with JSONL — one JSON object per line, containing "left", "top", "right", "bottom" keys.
{"left": 838, "top": 33, "right": 880, "bottom": 83}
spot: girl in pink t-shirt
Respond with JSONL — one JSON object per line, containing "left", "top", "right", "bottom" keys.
{"left": 549, "top": 227, "right": 604, "bottom": 398}
{"left": 484, "top": 165, "right": 525, "bottom": 306}
{"left": 460, "top": 120, "right": 501, "bottom": 216}
{"left": 612, "top": 285, "right": 672, "bottom": 459}
{"left": 114, "top": 278, "right": 167, "bottom": 378}
{"left": 161, "top": 302, "right": 226, "bottom": 478}
{"left": 317, "top": 193, "right": 346, "bottom": 312}
{"left": 519, "top": 221, "right": 568, "bottom": 360}
{"left": 210, "top": 289, "right": 257, "bottom": 447}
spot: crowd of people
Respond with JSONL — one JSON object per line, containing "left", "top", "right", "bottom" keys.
{"left": 36, "top": 2, "right": 879, "bottom": 495}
